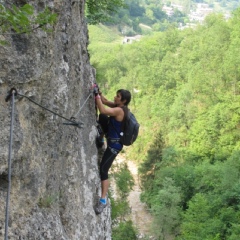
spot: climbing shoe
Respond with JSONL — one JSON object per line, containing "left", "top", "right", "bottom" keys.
{"left": 94, "top": 200, "right": 107, "bottom": 214}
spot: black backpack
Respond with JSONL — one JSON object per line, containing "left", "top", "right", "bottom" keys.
{"left": 119, "top": 110, "right": 140, "bottom": 146}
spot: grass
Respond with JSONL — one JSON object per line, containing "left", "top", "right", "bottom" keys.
{"left": 38, "top": 194, "right": 58, "bottom": 208}
{"left": 88, "top": 24, "right": 122, "bottom": 44}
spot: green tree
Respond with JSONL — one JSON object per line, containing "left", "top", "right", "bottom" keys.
{"left": 0, "top": 3, "right": 57, "bottom": 35}
{"left": 110, "top": 163, "right": 139, "bottom": 240}
{"left": 113, "top": 162, "right": 134, "bottom": 198}
{"left": 151, "top": 177, "right": 182, "bottom": 238}
{"left": 86, "top": 0, "right": 125, "bottom": 24}
{"left": 180, "top": 193, "right": 222, "bottom": 240}
{"left": 88, "top": 10, "right": 240, "bottom": 238}
{"left": 110, "top": 162, "right": 134, "bottom": 221}
{"left": 109, "top": 192, "right": 131, "bottom": 220}
{"left": 128, "top": 1, "right": 145, "bottom": 17}
{"left": 139, "top": 132, "right": 164, "bottom": 191}
{"left": 112, "top": 220, "right": 138, "bottom": 240}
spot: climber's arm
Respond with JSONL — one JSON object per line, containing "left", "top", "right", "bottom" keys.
{"left": 95, "top": 95, "right": 121, "bottom": 117}
{"left": 99, "top": 93, "right": 116, "bottom": 108}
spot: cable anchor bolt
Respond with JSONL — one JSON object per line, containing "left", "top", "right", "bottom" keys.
{"left": 62, "top": 117, "right": 84, "bottom": 128}
{"left": 5, "top": 88, "right": 18, "bottom": 102}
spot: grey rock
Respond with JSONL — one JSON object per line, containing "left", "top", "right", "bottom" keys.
{"left": 0, "top": 0, "right": 111, "bottom": 239}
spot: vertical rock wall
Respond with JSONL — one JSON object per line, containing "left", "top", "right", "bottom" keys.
{"left": 0, "top": 0, "right": 111, "bottom": 239}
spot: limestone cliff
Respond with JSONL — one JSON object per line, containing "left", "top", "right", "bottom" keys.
{"left": 0, "top": 0, "right": 111, "bottom": 239}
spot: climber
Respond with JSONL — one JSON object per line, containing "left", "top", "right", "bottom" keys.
{"left": 93, "top": 85, "right": 131, "bottom": 214}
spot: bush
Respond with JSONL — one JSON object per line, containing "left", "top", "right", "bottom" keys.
{"left": 112, "top": 220, "right": 138, "bottom": 240}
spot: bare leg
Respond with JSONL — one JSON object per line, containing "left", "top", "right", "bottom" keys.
{"left": 94, "top": 180, "right": 109, "bottom": 214}
{"left": 101, "top": 179, "right": 109, "bottom": 199}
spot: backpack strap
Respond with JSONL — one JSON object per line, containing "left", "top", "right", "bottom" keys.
{"left": 121, "top": 106, "right": 129, "bottom": 132}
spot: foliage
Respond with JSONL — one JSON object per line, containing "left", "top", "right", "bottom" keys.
{"left": 112, "top": 220, "right": 138, "bottom": 240}
{"left": 85, "top": 0, "right": 126, "bottom": 25}
{"left": 89, "top": 9, "right": 240, "bottom": 239}
{"left": 109, "top": 191, "right": 131, "bottom": 220}
{"left": 88, "top": 24, "right": 121, "bottom": 43}
{"left": 38, "top": 194, "right": 58, "bottom": 208}
{"left": 87, "top": 0, "right": 240, "bottom": 35}
{"left": 151, "top": 177, "right": 182, "bottom": 238}
{"left": 3, "top": 1, "right": 240, "bottom": 237}
{"left": 112, "top": 162, "right": 134, "bottom": 198}
{"left": 110, "top": 161, "right": 138, "bottom": 238}
{"left": 86, "top": 0, "right": 190, "bottom": 34}
{"left": 0, "top": 3, "right": 57, "bottom": 34}
{"left": 138, "top": 131, "right": 164, "bottom": 196}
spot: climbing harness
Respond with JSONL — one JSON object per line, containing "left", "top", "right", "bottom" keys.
{"left": 4, "top": 88, "right": 16, "bottom": 240}
{"left": 3, "top": 87, "right": 94, "bottom": 239}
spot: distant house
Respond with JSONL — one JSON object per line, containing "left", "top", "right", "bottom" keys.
{"left": 179, "top": 22, "right": 197, "bottom": 30}
{"left": 196, "top": 3, "right": 209, "bottom": 9}
{"left": 162, "top": 6, "right": 174, "bottom": 16}
{"left": 122, "top": 35, "right": 142, "bottom": 44}
{"left": 189, "top": 3, "right": 213, "bottom": 23}
{"left": 171, "top": 4, "right": 184, "bottom": 12}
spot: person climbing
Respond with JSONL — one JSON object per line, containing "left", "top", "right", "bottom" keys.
{"left": 93, "top": 86, "right": 131, "bottom": 214}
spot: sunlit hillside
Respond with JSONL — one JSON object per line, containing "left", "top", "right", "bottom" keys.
{"left": 88, "top": 8, "right": 240, "bottom": 239}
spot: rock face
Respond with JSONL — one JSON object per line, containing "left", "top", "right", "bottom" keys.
{"left": 0, "top": 0, "right": 111, "bottom": 239}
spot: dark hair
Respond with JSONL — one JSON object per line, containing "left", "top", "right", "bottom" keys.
{"left": 117, "top": 89, "right": 131, "bottom": 129}
{"left": 117, "top": 89, "right": 131, "bottom": 106}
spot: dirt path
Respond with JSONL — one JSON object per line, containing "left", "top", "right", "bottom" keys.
{"left": 115, "top": 155, "right": 154, "bottom": 238}
{"left": 127, "top": 160, "right": 154, "bottom": 238}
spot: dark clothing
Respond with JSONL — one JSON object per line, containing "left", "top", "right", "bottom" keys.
{"left": 98, "top": 114, "right": 123, "bottom": 180}
{"left": 98, "top": 114, "right": 109, "bottom": 135}
{"left": 98, "top": 114, "right": 123, "bottom": 151}
{"left": 100, "top": 147, "right": 120, "bottom": 180}
{"left": 107, "top": 117, "right": 123, "bottom": 150}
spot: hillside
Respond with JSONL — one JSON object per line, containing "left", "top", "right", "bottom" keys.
{"left": 88, "top": 7, "right": 240, "bottom": 239}
{"left": 90, "top": 0, "right": 240, "bottom": 35}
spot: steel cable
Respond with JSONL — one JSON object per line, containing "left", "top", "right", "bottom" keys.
{"left": 3, "top": 87, "right": 94, "bottom": 239}
{"left": 4, "top": 90, "right": 15, "bottom": 240}
{"left": 72, "top": 92, "right": 92, "bottom": 118}
{"left": 18, "top": 93, "right": 83, "bottom": 125}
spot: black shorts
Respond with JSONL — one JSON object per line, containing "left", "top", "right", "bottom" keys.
{"left": 100, "top": 146, "right": 120, "bottom": 181}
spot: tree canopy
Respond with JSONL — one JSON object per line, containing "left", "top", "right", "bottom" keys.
{"left": 89, "top": 8, "right": 240, "bottom": 239}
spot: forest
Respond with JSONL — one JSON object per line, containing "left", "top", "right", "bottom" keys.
{"left": 1, "top": 1, "right": 239, "bottom": 239}
{"left": 88, "top": 8, "right": 240, "bottom": 240}
{"left": 86, "top": 0, "right": 240, "bottom": 34}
